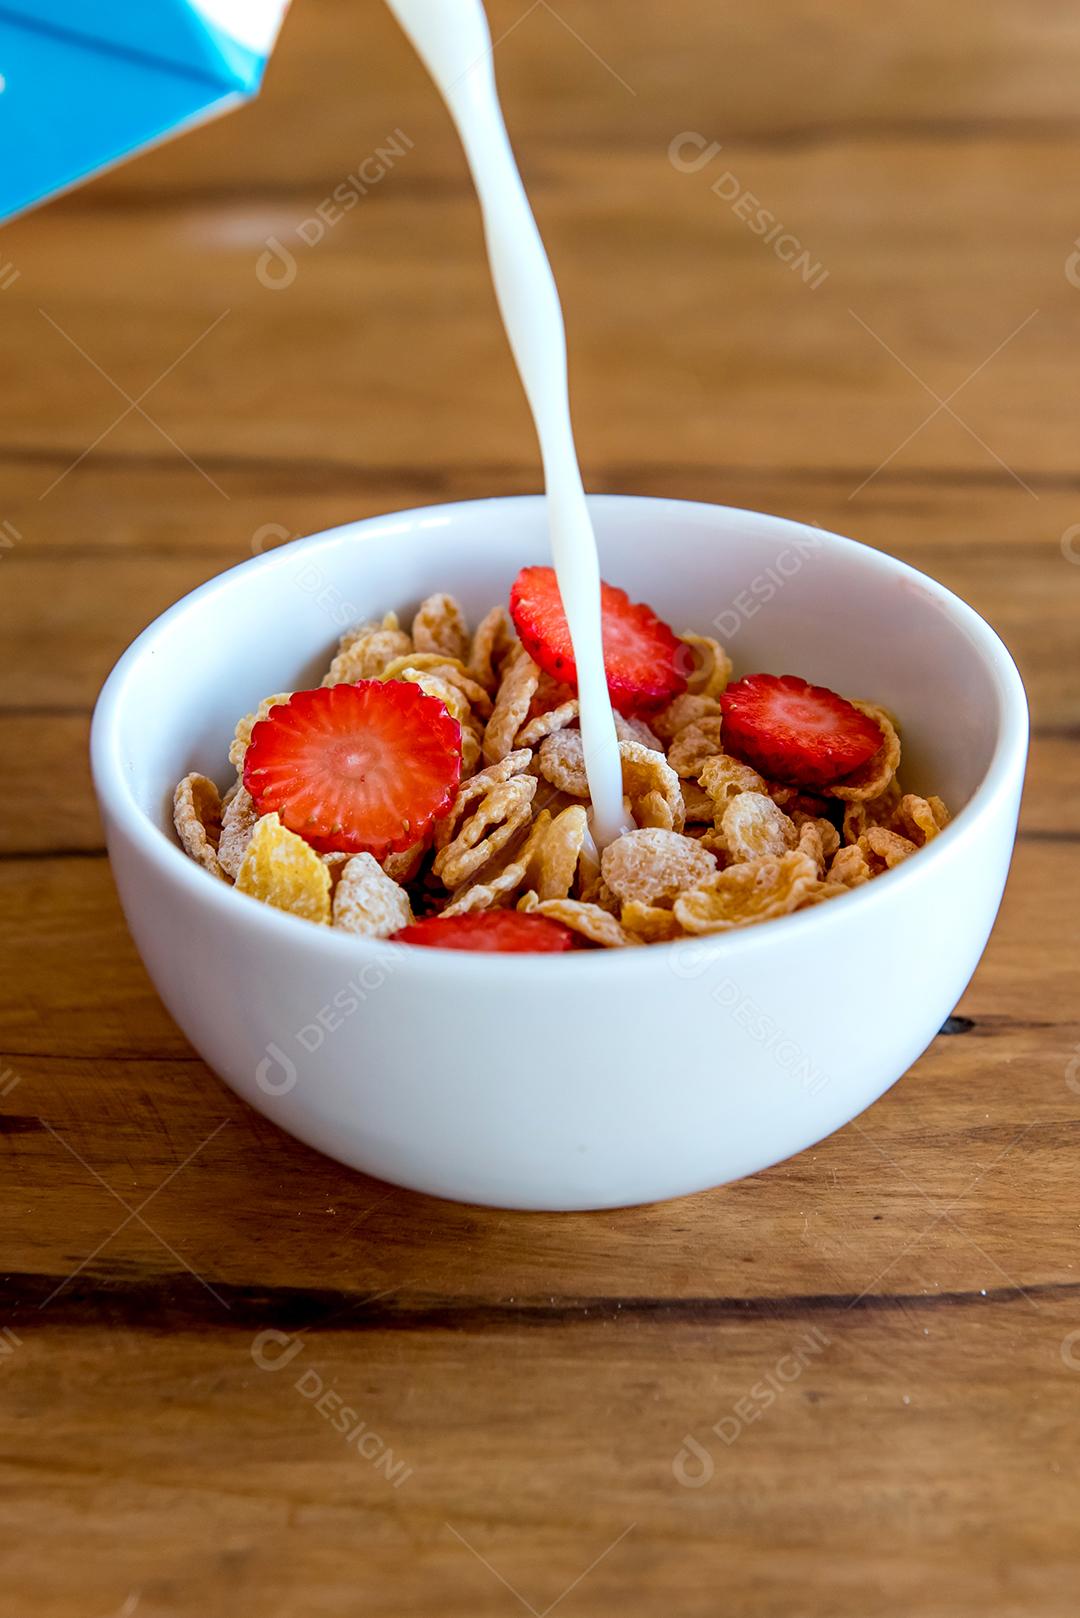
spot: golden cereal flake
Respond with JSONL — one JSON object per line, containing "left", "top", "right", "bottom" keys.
{"left": 620, "top": 901, "right": 684, "bottom": 943}
{"left": 332, "top": 853, "right": 413, "bottom": 937}
{"left": 536, "top": 727, "right": 590, "bottom": 797}
{"left": 614, "top": 712, "right": 664, "bottom": 752}
{"left": 395, "top": 667, "right": 472, "bottom": 727}
{"left": 794, "top": 816, "right": 841, "bottom": 876}
{"left": 620, "top": 740, "right": 686, "bottom": 832}
{"left": 678, "top": 631, "right": 733, "bottom": 699}
{"left": 842, "top": 779, "right": 902, "bottom": 845}
{"left": 516, "top": 697, "right": 580, "bottom": 748}
{"left": 483, "top": 648, "right": 542, "bottom": 763}
{"left": 229, "top": 693, "right": 292, "bottom": 770}
{"left": 411, "top": 593, "right": 470, "bottom": 662}
{"left": 435, "top": 749, "right": 534, "bottom": 849}
{"left": 323, "top": 619, "right": 412, "bottom": 685}
{"left": 861, "top": 826, "right": 918, "bottom": 870}
{"left": 468, "top": 604, "right": 516, "bottom": 692}
{"left": 681, "top": 780, "right": 716, "bottom": 823}
{"left": 601, "top": 827, "right": 717, "bottom": 908}
{"left": 530, "top": 804, "right": 589, "bottom": 900}
{"left": 826, "top": 844, "right": 872, "bottom": 888}
{"left": 173, "top": 773, "right": 227, "bottom": 880}
{"left": 217, "top": 784, "right": 263, "bottom": 880}
{"left": 674, "top": 851, "right": 820, "bottom": 935}
{"left": 521, "top": 893, "right": 640, "bottom": 948}
{"left": 432, "top": 774, "right": 538, "bottom": 889}
{"left": 652, "top": 692, "right": 723, "bottom": 744}
{"left": 382, "top": 842, "right": 426, "bottom": 885}
{"left": 576, "top": 876, "right": 620, "bottom": 914}
{"left": 826, "top": 700, "right": 901, "bottom": 802}
{"left": 667, "top": 717, "right": 725, "bottom": 779}
{"left": 442, "top": 810, "right": 553, "bottom": 915}
{"left": 634, "top": 789, "right": 675, "bottom": 831}
{"left": 236, "top": 813, "right": 332, "bottom": 925}
{"left": 721, "top": 794, "right": 797, "bottom": 862}
{"left": 698, "top": 753, "right": 769, "bottom": 810}
{"left": 894, "top": 793, "right": 950, "bottom": 845}
{"left": 381, "top": 653, "right": 493, "bottom": 717}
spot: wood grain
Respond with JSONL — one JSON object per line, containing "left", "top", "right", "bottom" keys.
{"left": 1, "top": 2, "right": 1077, "bottom": 1614}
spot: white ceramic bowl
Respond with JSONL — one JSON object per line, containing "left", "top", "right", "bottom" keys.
{"left": 91, "top": 496, "right": 1027, "bottom": 1210}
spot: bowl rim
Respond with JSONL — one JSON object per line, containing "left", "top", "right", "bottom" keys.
{"left": 90, "top": 492, "right": 1029, "bottom": 978}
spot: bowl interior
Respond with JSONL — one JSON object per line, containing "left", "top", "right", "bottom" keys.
{"left": 100, "top": 496, "right": 1013, "bottom": 838}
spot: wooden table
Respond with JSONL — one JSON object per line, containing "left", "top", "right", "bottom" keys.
{"left": 2, "top": 3, "right": 1078, "bottom": 1613}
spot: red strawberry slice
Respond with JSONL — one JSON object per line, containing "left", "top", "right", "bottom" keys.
{"left": 509, "top": 565, "right": 687, "bottom": 714}
{"left": 392, "top": 911, "right": 580, "bottom": 953}
{"left": 719, "top": 674, "right": 883, "bottom": 787}
{"left": 243, "top": 681, "right": 461, "bottom": 857}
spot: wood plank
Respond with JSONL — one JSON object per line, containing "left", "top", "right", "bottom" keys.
{"left": 0, "top": 1294, "right": 1078, "bottom": 1618}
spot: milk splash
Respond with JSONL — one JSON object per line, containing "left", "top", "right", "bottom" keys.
{"left": 384, "top": 0, "right": 627, "bottom": 847}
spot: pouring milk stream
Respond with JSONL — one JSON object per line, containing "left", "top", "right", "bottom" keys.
{"left": 384, "top": 0, "right": 629, "bottom": 849}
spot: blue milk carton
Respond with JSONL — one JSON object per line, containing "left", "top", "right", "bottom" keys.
{"left": 0, "top": 1, "right": 291, "bottom": 222}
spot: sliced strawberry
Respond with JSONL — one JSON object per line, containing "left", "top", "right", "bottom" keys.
{"left": 719, "top": 674, "right": 883, "bottom": 787}
{"left": 392, "top": 911, "right": 580, "bottom": 953}
{"left": 243, "top": 681, "right": 461, "bottom": 857}
{"left": 509, "top": 565, "right": 687, "bottom": 714}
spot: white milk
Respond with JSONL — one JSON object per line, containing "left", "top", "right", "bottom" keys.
{"left": 384, "top": 0, "right": 628, "bottom": 848}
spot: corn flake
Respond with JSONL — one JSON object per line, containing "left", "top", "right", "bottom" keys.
{"left": 699, "top": 753, "right": 769, "bottom": 810}
{"left": 483, "top": 648, "right": 542, "bottom": 764}
{"left": 411, "top": 593, "right": 470, "bottom": 662}
{"left": 236, "top": 813, "right": 331, "bottom": 925}
{"left": 679, "top": 631, "right": 733, "bottom": 699}
{"left": 173, "top": 774, "right": 227, "bottom": 880}
{"left": 217, "top": 784, "right": 262, "bottom": 880}
{"left": 323, "top": 618, "right": 412, "bottom": 685}
{"left": 667, "top": 717, "right": 725, "bottom": 779}
{"left": 435, "top": 749, "right": 533, "bottom": 849}
{"left": 229, "top": 693, "right": 292, "bottom": 770}
{"left": 330, "top": 852, "right": 413, "bottom": 936}
{"left": 827, "top": 700, "right": 901, "bottom": 802}
{"left": 468, "top": 604, "right": 516, "bottom": 692}
{"left": 893, "top": 792, "right": 950, "bottom": 846}
{"left": 861, "top": 826, "right": 918, "bottom": 870}
{"left": 674, "top": 851, "right": 820, "bottom": 934}
{"left": 432, "top": 774, "right": 538, "bottom": 889}
{"left": 721, "top": 794, "right": 797, "bottom": 862}
{"left": 601, "top": 827, "right": 717, "bottom": 908}
{"left": 652, "top": 692, "right": 723, "bottom": 744}
{"left": 520, "top": 893, "right": 640, "bottom": 948}
{"left": 826, "top": 844, "right": 872, "bottom": 888}
{"left": 517, "top": 697, "right": 580, "bottom": 748}
{"left": 620, "top": 901, "right": 684, "bottom": 943}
